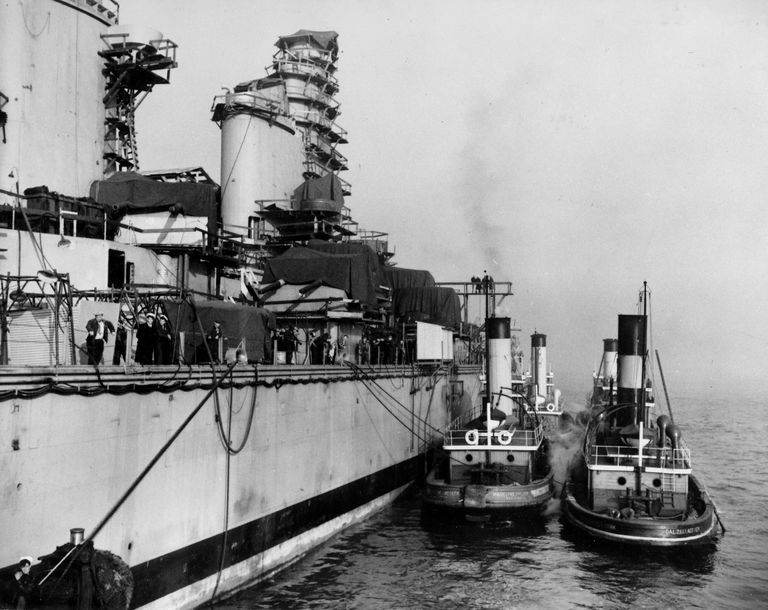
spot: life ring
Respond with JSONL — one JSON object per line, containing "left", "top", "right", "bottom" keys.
{"left": 497, "top": 430, "right": 513, "bottom": 445}
{"left": 464, "top": 429, "right": 479, "bottom": 445}
{"left": 546, "top": 403, "right": 556, "bottom": 412}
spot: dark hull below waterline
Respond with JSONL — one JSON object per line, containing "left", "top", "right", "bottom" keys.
{"left": 561, "top": 482, "right": 718, "bottom": 547}
{"left": 421, "top": 501, "right": 551, "bottom": 527}
{"left": 132, "top": 456, "right": 423, "bottom": 608}
{"left": 422, "top": 471, "right": 554, "bottom": 523}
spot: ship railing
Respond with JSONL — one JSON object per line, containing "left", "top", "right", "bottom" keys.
{"left": 221, "top": 218, "right": 278, "bottom": 243}
{"left": 301, "top": 160, "right": 351, "bottom": 194}
{"left": 210, "top": 91, "right": 293, "bottom": 126}
{"left": 213, "top": 90, "right": 290, "bottom": 114}
{"left": 587, "top": 443, "right": 692, "bottom": 470}
{"left": 348, "top": 230, "right": 389, "bottom": 254}
{"left": 272, "top": 46, "right": 337, "bottom": 74}
{"left": 271, "top": 57, "right": 339, "bottom": 90}
{"left": 284, "top": 81, "right": 340, "bottom": 112}
{"left": 0, "top": 188, "right": 110, "bottom": 239}
{"left": 443, "top": 425, "right": 543, "bottom": 449}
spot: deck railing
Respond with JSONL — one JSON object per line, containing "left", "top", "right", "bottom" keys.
{"left": 444, "top": 423, "right": 543, "bottom": 449}
{"left": 586, "top": 443, "right": 691, "bottom": 470}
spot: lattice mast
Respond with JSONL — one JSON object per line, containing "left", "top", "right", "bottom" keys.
{"left": 99, "top": 27, "right": 177, "bottom": 175}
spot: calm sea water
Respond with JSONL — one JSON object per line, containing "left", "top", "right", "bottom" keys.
{"left": 216, "top": 386, "right": 767, "bottom": 609}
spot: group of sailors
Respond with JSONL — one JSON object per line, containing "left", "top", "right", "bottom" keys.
{"left": 86, "top": 312, "right": 414, "bottom": 367}
{"left": 274, "top": 328, "right": 413, "bottom": 366}
{"left": 469, "top": 274, "right": 495, "bottom": 294}
{"left": 84, "top": 309, "right": 174, "bottom": 366}
{"left": 275, "top": 328, "right": 348, "bottom": 365}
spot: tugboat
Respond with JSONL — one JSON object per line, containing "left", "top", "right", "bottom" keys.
{"left": 561, "top": 283, "right": 724, "bottom": 546}
{"left": 423, "top": 285, "right": 555, "bottom": 521}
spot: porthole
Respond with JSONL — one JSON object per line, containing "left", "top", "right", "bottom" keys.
{"left": 617, "top": 476, "right": 627, "bottom": 486}
{"left": 652, "top": 478, "right": 662, "bottom": 488}
{"left": 465, "top": 454, "right": 474, "bottom": 462}
{"left": 506, "top": 454, "right": 515, "bottom": 463}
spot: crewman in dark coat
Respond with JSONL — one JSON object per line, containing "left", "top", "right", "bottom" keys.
{"left": 309, "top": 332, "right": 324, "bottom": 364}
{"left": 205, "top": 320, "right": 222, "bottom": 363}
{"left": 12, "top": 557, "right": 33, "bottom": 609}
{"left": 155, "top": 314, "right": 173, "bottom": 364}
{"left": 135, "top": 313, "right": 157, "bottom": 365}
{"left": 112, "top": 321, "right": 127, "bottom": 365}
{"left": 85, "top": 312, "right": 114, "bottom": 365}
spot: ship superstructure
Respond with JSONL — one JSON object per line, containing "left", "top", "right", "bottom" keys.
{"left": 0, "top": 3, "right": 493, "bottom": 608}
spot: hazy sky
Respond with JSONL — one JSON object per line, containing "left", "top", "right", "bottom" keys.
{"left": 123, "top": 0, "right": 768, "bottom": 398}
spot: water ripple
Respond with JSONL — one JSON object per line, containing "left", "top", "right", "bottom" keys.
{"left": 216, "top": 389, "right": 767, "bottom": 610}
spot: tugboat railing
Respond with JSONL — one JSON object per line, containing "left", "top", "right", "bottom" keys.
{"left": 444, "top": 424, "right": 543, "bottom": 449}
{"left": 586, "top": 443, "right": 691, "bottom": 470}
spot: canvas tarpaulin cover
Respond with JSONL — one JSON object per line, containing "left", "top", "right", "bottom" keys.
{"left": 292, "top": 173, "right": 345, "bottom": 213}
{"left": 391, "top": 287, "right": 461, "bottom": 329}
{"left": 306, "top": 240, "right": 385, "bottom": 288}
{"left": 261, "top": 246, "right": 379, "bottom": 306}
{"left": 380, "top": 265, "right": 436, "bottom": 290}
{"left": 163, "top": 299, "right": 275, "bottom": 363}
{"left": 89, "top": 172, "right": 218, "bottom": 235}
{"left": 277, "top": 30, "right": 339, "bottom": 54}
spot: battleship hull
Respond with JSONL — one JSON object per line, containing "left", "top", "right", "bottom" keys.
{"left": 0, "top": 363, "right": 480, "bottom": 607}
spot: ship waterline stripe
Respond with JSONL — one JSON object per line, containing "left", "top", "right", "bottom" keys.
{"left": 130, "top": 455, "right": 424, "bottom": 608}
{"left": 142, "top": 483, "right": 411, "bottom": 610}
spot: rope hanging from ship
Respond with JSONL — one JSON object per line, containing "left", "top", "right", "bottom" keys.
{"left": 37, "top": 362, "right": 240, "bottom": 607}
{"left": 211, "top": 365, "right": 259, "bottom": 455}
{"left": 344, "top": 361, "right": 447, "bottom": 451}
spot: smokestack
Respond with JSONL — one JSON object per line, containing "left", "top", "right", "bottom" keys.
{"left": 531, "top": 333, "right": 547, "bottom": 403}
{"left": 616, "top": 315, "right": 644, "bottom": 426}
{"left": 600, "top": 338, "right": 618, "bottom": 385}
{"left": 487, "top": 317, "right": 513, "bottom": 416}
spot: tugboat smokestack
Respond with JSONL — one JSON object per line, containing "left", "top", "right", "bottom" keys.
{"left": 487, "top": 317, "right": 512, "bottom": 416}
{"left": 600, "top": 338, "right": 618, "bottom": 382}
{"left": 617, "top": 315, "right": 645, "bottom": 426}
{"left": 531, "top": 333, "right": 547, "bottom": 404}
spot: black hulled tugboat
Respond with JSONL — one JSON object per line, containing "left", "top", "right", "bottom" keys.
{"left": 561, "top": 283, "right": 723, "bottom": 546}
{"left": 423, "top": 316, "right": 554, "bottom": 522}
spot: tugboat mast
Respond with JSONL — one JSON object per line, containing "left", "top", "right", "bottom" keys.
{"left": 640, "top": 280, "right": 648, "bottom": 426}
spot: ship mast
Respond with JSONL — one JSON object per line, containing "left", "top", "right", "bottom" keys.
{"left": 639, "top": 280, "right": 648, "bottom": 426}
{"left": 484, "top": 270, "right": 492, "bottom": 406}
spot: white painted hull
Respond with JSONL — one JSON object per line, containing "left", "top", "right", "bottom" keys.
{"left": 0, "top": 364, "right": 481, "bottom": 606}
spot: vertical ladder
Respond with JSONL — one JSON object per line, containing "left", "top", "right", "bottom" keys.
{"left": 99, "top": 33, "right": 177, "bottom": 175}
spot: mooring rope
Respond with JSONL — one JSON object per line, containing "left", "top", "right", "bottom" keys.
{"left": 44, "top": 362, "right": 239, "bottom": 601}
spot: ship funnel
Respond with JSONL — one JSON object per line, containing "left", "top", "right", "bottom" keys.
{"left": 616, "top": 315, "right": 645, "bottom": 426}
{"left": 600, "top": 338, "right": 618, "bottom": 383}
{"left": 487, "top": 317, "right": 513, "bottom": 417}
{"left": 530, "top": 333, "right": 547, "bottom": 404}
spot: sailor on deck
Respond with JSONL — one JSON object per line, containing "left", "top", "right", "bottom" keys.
{"left": 12, "top": 557, "right": 33, "bottom": 609}
{"left": 85, "top": 312, "right": 114, "bottom": 365}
